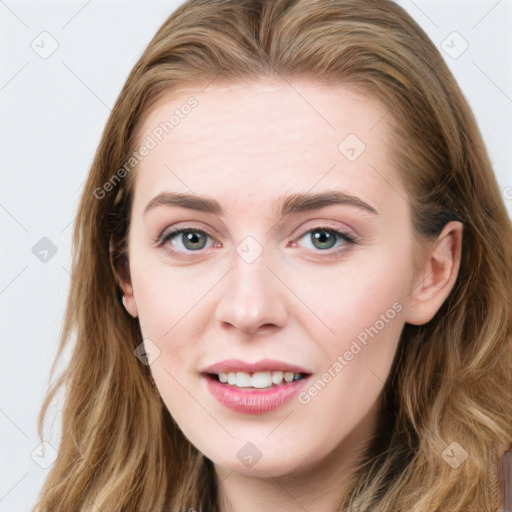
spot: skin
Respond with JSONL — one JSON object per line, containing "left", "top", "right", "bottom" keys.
{"left": 120, "top": 79, "right": 462, "bottom": 511}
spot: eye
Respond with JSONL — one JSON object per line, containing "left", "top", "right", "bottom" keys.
{"left": 155, "top": 225, "right": 357, "bottom": 259}
{"left": 157, "top": 227, "right": 218, "bottom": 253}
{"left": 295, "top": 227, "right": 356, "bottom": 252}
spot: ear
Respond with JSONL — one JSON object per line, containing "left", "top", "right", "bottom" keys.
{"left": 110, "top": 242, "right": 139, "bottom": 319}
{"left": 406, "top": 221, "right": 463, "bottom": 325}
{"left": 120, "top": 281, "right": 139, "bottom": 318}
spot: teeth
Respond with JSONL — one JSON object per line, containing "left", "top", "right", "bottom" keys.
{"left": 271, "top": 371, "right": 283, "bottom": 384}
{"left": 251, "top": 372, "right": 272, "bottom": 389}
{"left": 216, "top": 370, "right": 305, "bottom": 389}
{"left": 235, "top": 372, "right": 252, "bottom": 387}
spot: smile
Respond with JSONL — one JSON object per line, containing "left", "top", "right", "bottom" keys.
{"left": 201, "top": 373, "right": 311, "bottom": 414}
{"left": 212, "top": 370, "right": 307, "bottom": 389}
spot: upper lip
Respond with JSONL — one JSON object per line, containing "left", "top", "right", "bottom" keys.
{"left": 201, "top": 358, "right": 312, "bottom": 375}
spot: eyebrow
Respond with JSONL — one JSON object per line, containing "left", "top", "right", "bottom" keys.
{"left": 143, "top": 190, "right": 379, "bottom": 217}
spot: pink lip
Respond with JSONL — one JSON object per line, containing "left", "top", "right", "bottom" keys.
{"left": 202, "top": 373, "right": 311, "bottom": 414}
{"left": 201, "top": 358, "right": 311, "bottom": 375}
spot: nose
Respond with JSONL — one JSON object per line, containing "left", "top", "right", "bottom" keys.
{"left": 214, "top": 245, "right": 288, "bottom": 336}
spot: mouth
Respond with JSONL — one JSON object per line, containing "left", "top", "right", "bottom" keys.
{"left": 204, "top": 370, "right": 310, "bottom": 390}
{"left": 200, "top": 361, "right": 313, "bottom": 414}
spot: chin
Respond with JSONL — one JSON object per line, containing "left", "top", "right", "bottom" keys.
{"left": 201, "top": 435, "right": 322, "bottom": 479}
{"left": 213, "top": 453, "right": 306, "bottom": 479}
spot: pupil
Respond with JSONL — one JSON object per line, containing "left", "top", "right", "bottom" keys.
{"left": 312, "top": 229, "right": 335, "bottom": 249}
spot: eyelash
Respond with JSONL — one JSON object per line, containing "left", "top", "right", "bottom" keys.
{"left": 155, "top": 225, "right": 357, "bottom": 260}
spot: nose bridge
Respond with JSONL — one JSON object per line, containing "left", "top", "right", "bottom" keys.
{"left": 214, "top": 236, "right": 287, "bottom": 334}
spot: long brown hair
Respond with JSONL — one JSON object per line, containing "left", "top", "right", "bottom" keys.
{"left": 33, "top": 1, "right": 512, "bottom": 510}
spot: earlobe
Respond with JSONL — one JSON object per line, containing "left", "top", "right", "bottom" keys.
{"left": 405, "top": 221, "right": 463, "bottom": 326}
{"left": 121, "top": 293, "right": 138, "bottom": 318}
{"left": 117, "top": 262, "right": 138, "bottom": 318}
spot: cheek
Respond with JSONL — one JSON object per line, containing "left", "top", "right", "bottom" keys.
{"left": 330, "top": 270, "right": 407, "bottom": 350}
{"left": 130, "top": 259, "right": 220, "bottom": 364}
{"left": 290, "top": 245, "right": 410, "bottom": 342}
{"left": 291, "top": 249, "right": 409, "bottom": 402}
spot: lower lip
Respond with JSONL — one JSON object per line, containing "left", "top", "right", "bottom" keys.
{"left": 202, "top": 374, "right": 310, "bottom": 414}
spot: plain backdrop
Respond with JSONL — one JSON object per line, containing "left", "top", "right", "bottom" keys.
{"left": 1, "top": 1, "right": 511, "bottom": 510}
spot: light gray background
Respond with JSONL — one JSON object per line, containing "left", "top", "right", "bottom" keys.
{"left": 1, "top": 1, "right": 511, "bottom": 510}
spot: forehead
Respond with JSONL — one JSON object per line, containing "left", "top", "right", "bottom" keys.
{"left": 131, "top": 79, "right": 403, "bottom": 216}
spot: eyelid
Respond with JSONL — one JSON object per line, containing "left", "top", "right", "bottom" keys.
{"left": 155, "top": 225, "right": 218, "bottom": 247}
{"left": 294, "top": 223, "right": 356, "bottom": 241}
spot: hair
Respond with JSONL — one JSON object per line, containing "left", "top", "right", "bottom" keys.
{"left": 33, "top": 0, "right": 512, "bottom": 510}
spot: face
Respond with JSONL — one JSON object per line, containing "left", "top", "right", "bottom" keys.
{"left": 122, "top": 79, "right": 419, "bottom": 479}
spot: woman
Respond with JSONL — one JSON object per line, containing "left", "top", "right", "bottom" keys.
{"left": 33, "top": 0, "right": 512, "bottom": 510}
